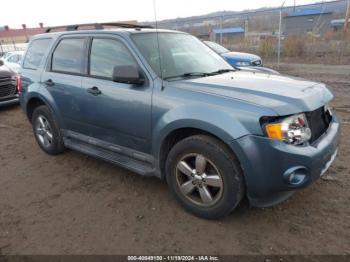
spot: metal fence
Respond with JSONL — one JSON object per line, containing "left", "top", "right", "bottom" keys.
{"left": 151, "top": 0, "right": 349, "bottom": 66}
{"left": 0, "top": 43, "right": 27, "bottom": 56}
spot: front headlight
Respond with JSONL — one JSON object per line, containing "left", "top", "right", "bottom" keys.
{"left": 264, "top": 113, "right": 312, "bottom": 145}
{"left": 324, "top": 103, "right": 333, "bottom": 117}
{"left": 236, "top": 61, "right": 251, "bottom": 66}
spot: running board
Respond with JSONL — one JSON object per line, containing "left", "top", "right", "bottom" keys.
{"left": 63, "top": 136, "right": 155, "bottom": 177}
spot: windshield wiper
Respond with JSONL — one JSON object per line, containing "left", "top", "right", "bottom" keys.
{"left": 208, "top": 69, "right": 236, "bottom": 75}
{"left": 163, "top": 69, "right": 236, "bottom": 81}
{"left": 163, "top": 72, "right": 210, "bottom": 81}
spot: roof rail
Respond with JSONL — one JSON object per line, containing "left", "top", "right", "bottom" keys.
{"left": 45, "top": 22, "right": 153, "bottom": 33}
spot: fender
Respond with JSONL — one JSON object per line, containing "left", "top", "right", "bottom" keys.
{"left": 152, "top": 105, "right": 250, "bottom": 160}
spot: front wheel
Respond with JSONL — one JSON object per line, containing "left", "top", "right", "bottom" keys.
{"left": 165, "top": 135, "right": 245, "bottom": 219}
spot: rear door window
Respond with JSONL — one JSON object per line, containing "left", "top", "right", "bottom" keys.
{"left": 52, "top": 38, "right": 86, "bottom": 74}
{"left": 23, "top": 38, "right": 52, "bottom": 69}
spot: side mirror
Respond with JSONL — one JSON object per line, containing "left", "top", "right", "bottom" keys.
{"left": 112, "top": 65, "right": 145, "bottom": 85}
{"left": 0, "top": 60, "right": 4, "bottom": 66}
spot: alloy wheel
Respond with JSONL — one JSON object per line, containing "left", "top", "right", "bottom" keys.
{"left": 175, "top": 153, "right": 224, "bottom": 207}
{"left": 35, "top": 115, "right": 53, "bottom": 148}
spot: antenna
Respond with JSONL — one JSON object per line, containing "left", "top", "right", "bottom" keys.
{"left": 153, "top": 0, "right": 164, "bottom": 89}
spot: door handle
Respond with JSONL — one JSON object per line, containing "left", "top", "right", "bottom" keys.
{"left": 87, "top": 86, "right": 102, "bottom": 96}
{"left": 44, "top": 79, "right": 55, "bottom": 86}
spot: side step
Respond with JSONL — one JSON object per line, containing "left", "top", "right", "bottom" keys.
{"left": 63, "top": 137, "right": 155, "bottom": 177}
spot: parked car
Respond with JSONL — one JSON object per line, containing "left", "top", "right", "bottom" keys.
{"left": 0, "top": 51, "right": 24, "bottom": 73}
{"left": 204, "top": 41, "right": 262, "bottom": 66}
{"left": 204, "top": 40, "right": 279, "bottom": 74}
{"left": 20, "top": 24, "right": 339, "bottom": 219}
{"left": 0, "top": 60, "right": 19, "bottom": 107}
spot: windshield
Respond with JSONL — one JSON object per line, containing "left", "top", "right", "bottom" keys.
{"left": 204, "top": 41, "right": 230, "bottom": 54}
{"left": 132, "top": 32, "right": 232, "bottom": 80}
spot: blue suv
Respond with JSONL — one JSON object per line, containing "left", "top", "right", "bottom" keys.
{"left": 20, "top": 23, "right": 340, "bottom": 219}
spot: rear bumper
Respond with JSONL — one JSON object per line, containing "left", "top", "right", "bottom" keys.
{"left": 0, "top": 95, "right": 19, "bottom": 107}
{"left": 232, "top": 115, "right": 340, "bottom": 207}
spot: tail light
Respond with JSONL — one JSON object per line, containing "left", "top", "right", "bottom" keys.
{"left": 16, "top": 75, "right": 22, "bottom": 95}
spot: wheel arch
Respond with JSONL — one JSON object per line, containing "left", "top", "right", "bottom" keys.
{"left": 26, "top": 97, "right": 46, "bottom": 123}
{"left": 25, "top": 94, "right": 64, "bottom": 128}
{"left": 156, "top": 123, "right": 245, "bottom": 181}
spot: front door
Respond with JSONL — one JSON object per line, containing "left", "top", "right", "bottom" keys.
{"left": 72, "top": 37, "right": 152, "bottom": 153}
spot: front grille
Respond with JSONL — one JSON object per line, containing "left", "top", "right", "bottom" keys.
{"left": 0, "top": 77, "right": 16, "bottom": 99}
{"left": 306, "top": 106, "right": 332, "bottom": 144}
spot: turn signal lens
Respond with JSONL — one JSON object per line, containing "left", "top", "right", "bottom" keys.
{"left": 266, "top": 123, "right": 283, "bottom": 140}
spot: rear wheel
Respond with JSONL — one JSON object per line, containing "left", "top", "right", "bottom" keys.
{"left": 32, "top": 105, "right": 65, "bottom": 155}
{"left": 165, "top": 135, "right": 244, "bottom": 219}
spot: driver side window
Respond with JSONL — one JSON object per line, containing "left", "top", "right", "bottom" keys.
{"left": 89, "top": 38, "right": 138, "bottom": 79}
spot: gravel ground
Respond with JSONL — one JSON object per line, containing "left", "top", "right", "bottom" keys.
{"left": 0, "top": 65, "right": 349, "bottom": 255}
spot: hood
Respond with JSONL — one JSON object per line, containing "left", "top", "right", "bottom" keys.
{"left": 222, "top": 51, "right": 261, "bottom": 62}
{"left": 166, "top": 71, "right": 333, "bottom": 116}
{"left": 0, "top": 65, "right": 15, "bottom": 78}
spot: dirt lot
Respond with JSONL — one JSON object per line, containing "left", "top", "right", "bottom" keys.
{"left": 0, "top": 64, "right": 349, "bottom": 255}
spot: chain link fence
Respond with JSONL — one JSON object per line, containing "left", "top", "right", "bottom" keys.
{"left": 151, "top": 0, "right": 350, "bottom": 67}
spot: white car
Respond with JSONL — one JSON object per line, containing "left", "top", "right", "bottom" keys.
{"left": 0, "top": 51, "right": 24, "bottom": 73}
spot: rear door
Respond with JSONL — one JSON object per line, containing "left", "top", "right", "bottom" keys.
{"left": 41, "top": 37, "right": 88, "bottom": 132}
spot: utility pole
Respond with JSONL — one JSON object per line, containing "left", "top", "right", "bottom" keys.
{"left": 344, "top": 0, "right": 350, "bottom": 33}
{"left": 220, "top": 14, "right": 223, "bottom": 45}
{"left": 278, "top": 0, "right": 286, "bottom": 69}
{"left": 12, "top": 40, "right": 17, "bottom": 51}
{"left": 293, "top": 0, "right": 296, "bottom": 13}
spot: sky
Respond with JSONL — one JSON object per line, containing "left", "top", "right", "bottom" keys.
{"left": 1, "top": 0, "right": 335, "bottom": 29}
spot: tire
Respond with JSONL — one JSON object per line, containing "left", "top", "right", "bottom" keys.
{"left": 31, "top": 105, "right": 65, "bottom": 155}
{"left": 165, "top": 135, "right": 244, "bottom": 219}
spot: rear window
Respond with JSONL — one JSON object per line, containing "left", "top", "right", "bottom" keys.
{"left": 52, "top": 38, "right": 85, "bottom": 74}
{"left": 23, "top": 38, "right": 52, "bottom": 70}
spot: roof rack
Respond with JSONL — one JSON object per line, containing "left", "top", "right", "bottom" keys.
{"left": 45, "top": 22, "right": 153, "bottom": 33}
